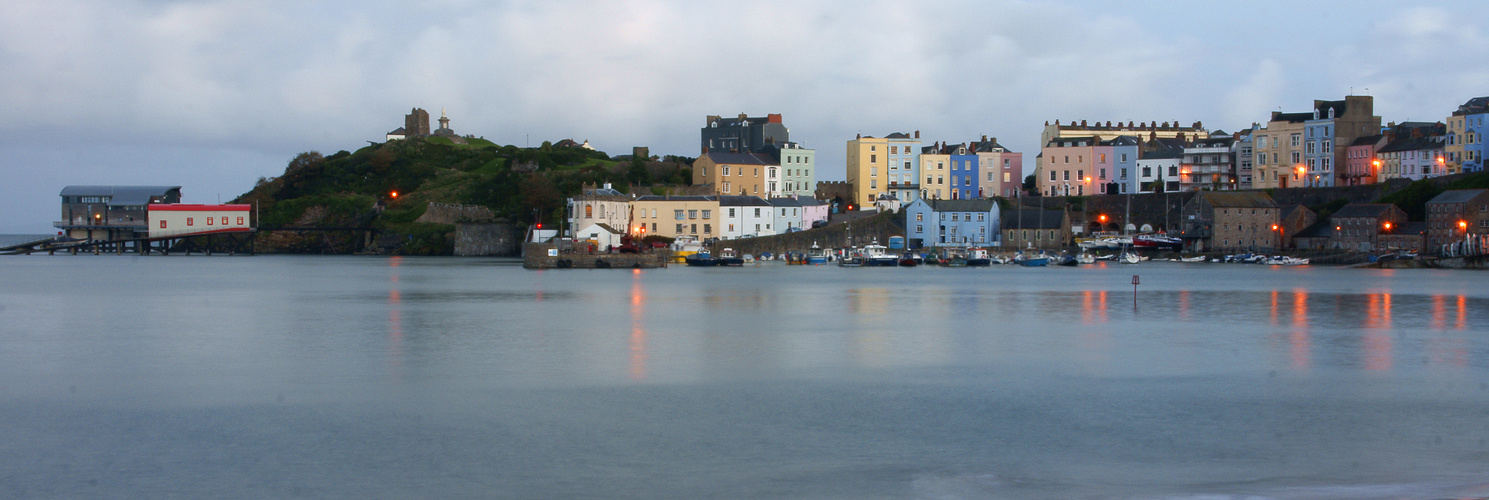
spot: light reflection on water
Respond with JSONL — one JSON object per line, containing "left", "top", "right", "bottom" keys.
{"left": 1, "top": 256, "right": 1487, "bottom": 499}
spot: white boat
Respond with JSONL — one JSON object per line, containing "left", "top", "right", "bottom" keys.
{"left": 1075, "top": 253, "right": 1096, "bottom": 265}
{"left": 1120, "top": 252, "right": 1140, "bottom": 264}
{"left": 1179, "top": 256, "right": 1206, "bottom": 263}
{"left": 861, "top": 244, "right": 898, "bottom": 267}
{"left": 806, "top": 243, "right": 829, "bottom": 265}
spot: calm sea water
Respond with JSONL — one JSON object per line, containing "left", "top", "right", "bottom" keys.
{"left": 1, "top": 255, "right": 1487, "bottom": 499}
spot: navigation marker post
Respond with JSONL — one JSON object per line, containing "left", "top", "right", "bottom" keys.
{"left": 1132, "top": 275, "right": 1140, "bottom": 309}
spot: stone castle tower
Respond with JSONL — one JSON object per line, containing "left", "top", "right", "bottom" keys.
{"left": 405, "top": 108, "right": 431, "bottom": 137}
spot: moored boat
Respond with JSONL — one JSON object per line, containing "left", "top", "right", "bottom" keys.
{"left": 717, "top": 247, "right": 745, "bottom": 266}
{"left": 861, "top": 244, "right": 898, "bottom": 267}
{"left": 966, "top": 248, "right": 993, "bottom": 267}
{"left": 1014, "top": 252, "right": 1050, "bottom": 267}
{"left": 684, "top": 252, "right": 719, "bottom": 266}
{"left": 805, "top": 243, "right": 829, "bottom": 265}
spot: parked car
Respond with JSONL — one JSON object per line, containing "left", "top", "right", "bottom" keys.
{"left": 811, "top": 219, "right": 829, "bottom": 228}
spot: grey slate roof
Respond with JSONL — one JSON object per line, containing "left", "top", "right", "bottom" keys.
{"left": 928, "top": 199, "right": 996, "bottom": 212}
{"left": 634, "top": 195, "right": 716, "bottom": 202}
{"left": 60, "top": 186, "right": 182, "bottom": 205}
{"left": 885, "top": 132, "right": 912, "bottom": 139}
{"left": 703, "top": 152, "right": 776, "bottom": 166}
{"left": 1295, "top": 220, "right": 1335, "bottom": 238}
{"left": 1141, "top": 149, "right": 1183, "bottom": 160}
{"left": 1272, "top": 112, "right": 1313, "bottom": 123}
{"left": 1454, "top": 96, "right": 1489, "bottom": 115}
{"left": 1000, "top": 209, "right": 1066, "bottom": 230}
{"left": 718, "top": 195, "right": 772, "bottom": 207}
{"left": 1331, "top": 203, "right": 1398, "bottom": 219}
{"left": 1426, "top": 189, "right": 1489, "bottom": 205}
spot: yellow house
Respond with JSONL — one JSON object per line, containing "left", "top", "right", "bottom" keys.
{"left": 629, "top": 195, "right": 720, "bottom": 241}
{"left": 1251, "top": 114, "right": 1308, "bottom": 189}
{"left": 693, "top": 152, "right": 774, "bottom": 197}
{"left": 846, "top": 131, "right": 920, "bottom": 209}
{"left": 1447, "top": 114, "right": 1466, "bottom": 175}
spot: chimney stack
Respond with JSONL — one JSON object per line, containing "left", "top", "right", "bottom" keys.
{"left": 914, "top": 130, "right": 920, "bottom": 139}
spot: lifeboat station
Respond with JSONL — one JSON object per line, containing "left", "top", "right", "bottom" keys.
{"left": 38, "top": 185, "right": 255, "bottom": 255}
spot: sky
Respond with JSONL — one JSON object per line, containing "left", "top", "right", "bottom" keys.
{"left": 4, "top": 0, "right": 1488, "bottom": 233}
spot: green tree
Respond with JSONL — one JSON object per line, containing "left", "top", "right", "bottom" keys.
{"left": 626, "top": 157, "right": 652, "bottom": 185}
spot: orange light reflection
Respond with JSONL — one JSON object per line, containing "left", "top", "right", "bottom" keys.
{"left": 628, "top": 270, "right": 648, "bottom": 381}
{"left": 1289, "top": 290, "right": 1310, "bottom": 370}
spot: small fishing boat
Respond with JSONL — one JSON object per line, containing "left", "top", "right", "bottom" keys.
{"left": 684, "top": 251, "right": 719, "bottom": 266}
{"left": 806, "top": 243, "right": 829, "bottom": 265}
{"left": 897, "top": 252, "right": 920, "bottom": 267}
{"left": 1120, "top": 252, "right": 1140, "bottom": 264}
{"left": 862, "top": 244, "right": 898, "bottom": 267}
{"left": 717, "top": 248, "right": 745, "bottom": 266}
{"left": 1076, "top": 253, "right": 1096, "bottom": 265}
{"left": 1014, "top": 252, "right": 1050, "bottom": 267}
{"left": 966, "top": 248, "right": 993, "bottom": 267}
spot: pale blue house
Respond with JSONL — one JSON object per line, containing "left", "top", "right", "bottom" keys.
{"left": 905, "top": 198, "right": 1001, "bottom": 249}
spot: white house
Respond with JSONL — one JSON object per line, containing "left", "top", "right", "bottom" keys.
{"left": 769, "top": 197, "right": 806, "bottom": 233}
{"left": 573, "top": 222, "right": 626, "bottom": 251}
{"left": 719, "top": 195, "right": 776, "bottom": 239}
{"left": 567, "top": 183, "right": 632, "bottom": 238}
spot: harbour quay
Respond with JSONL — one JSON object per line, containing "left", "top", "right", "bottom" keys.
{"left": 523, "top": 243, "right": 670, "bottom": 269}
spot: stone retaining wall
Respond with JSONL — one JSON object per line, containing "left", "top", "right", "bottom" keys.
{"left": 455, "top": 223, "right": 522, "bottom": 256}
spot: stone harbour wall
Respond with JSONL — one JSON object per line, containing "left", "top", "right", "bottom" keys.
{"left": 455, "top": 223, "right": 522, "bottom": 256}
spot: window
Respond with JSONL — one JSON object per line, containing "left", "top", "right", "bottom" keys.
{"left": 236, "top": 217, "right": 244, "bottom": 225}
{"left": 916, "top": 224, "right": 923, "bottom": 233}
{"left": 1291, "top": 134, "right": 1300, "bottom": 147}
{"left": 651, "top": 223, "right": 656, "bottom": 232}
{"left": 1064, "top": 171, "right": 1070, "bottom": 181}
{"left": 951, "top": 214, "right": 959, "bottom": 221}
{"left": 723, "top": 166, "right": 730, "bottom": 176}
{"left": 187, "top": 217, "right": 194, "bottom": 226}
{"left": 585, "top": 204, "right": 593, "bottom": 217}
{"left": 206, "top": 217, "right": 213, "bottom": 225}
{"left": 221, "top": 217, "right": 228, "bottom": 225}
{"left": 704, "top": 224, "right": 711, "bottom": 234}
{"left": 651, "top": 209, "right": 657, "bottom": 218}
{"left": 1100, "top": 168, "right": 1107, "bottom": 180}
{"left": 870, "top": 154, "right": 877, "bottom": 164}
{"left": 1100, "top": 154, "right": 1107, "bottom": 163}
{"left": 1050, "top": 171, "right": 1057, "bottom": 181}
{"left": 690, "top": 224, "right": 697, "bottom": 234}
{"left": 676, "top": 224, "right": 684, "bottom": 233}
{"left": 702, "top": 210, "right": 711, "bottom": 219}
{"left": 977, "top": 214, "right": 985, "bottom": 222}
{"left": 160, "top": 220, "right": 167, "bottom": 229}
{"left": 675, "top": 210, "right": 685, "bottom": 220}
{"left": 871, "top": 180, "right": 877, "bottom": 189}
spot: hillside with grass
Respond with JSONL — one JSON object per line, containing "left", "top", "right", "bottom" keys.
{"left": 232, "top": 137, "right": 694, "bottom": 255}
